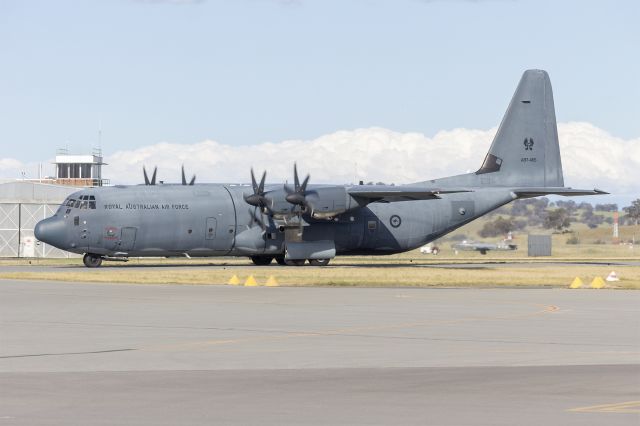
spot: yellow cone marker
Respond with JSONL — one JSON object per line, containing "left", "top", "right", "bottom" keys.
{"left": 590, "top": 276, "right": 606, "bottom": 289}
{"left": 244, "top": 275, "right": 258, "bottom": 287}
{"left": 228, "top": 275, "right": 240, "bottom": 285}
{"left": 569, "top": 277, "right": 584, "bottom": 289}
{"left": 265, "top": 276, "right": 279, "bottom": 287}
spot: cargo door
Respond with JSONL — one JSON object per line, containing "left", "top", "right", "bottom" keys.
{"left": 203, "top": 187, "right": 236, "bottom": 254}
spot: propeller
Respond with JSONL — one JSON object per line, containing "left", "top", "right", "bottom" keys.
{"left": 243, "top": 169, "right": 271, "bottom": 213}
{"left": 243, "top": 169, "right": 273, "bottom": 236}
{"left": 284, "top": 163, "right": 314, "bottom": 236}
{"left": 143, "top": 166, "right": 157, "bottom": 185}
{"left": 181, "top": 165, "right": 196, "bottom": 186}
{"left": 284, "top": 163, "right": 311, "bottom": 209}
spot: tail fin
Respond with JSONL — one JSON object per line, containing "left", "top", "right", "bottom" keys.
{"left": 421, "top": 69, "right": 606, "bottom": 197}
{"left": 476, "top": 69, "right": 563, "bottom": 187}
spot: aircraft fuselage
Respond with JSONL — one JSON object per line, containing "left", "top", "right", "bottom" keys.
{"left": 37, "top": 183, "right": 514, "bottom": 259}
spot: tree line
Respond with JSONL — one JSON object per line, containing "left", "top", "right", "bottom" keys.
{"left": 477, "top": 198, "right": 640, "bottom": 238}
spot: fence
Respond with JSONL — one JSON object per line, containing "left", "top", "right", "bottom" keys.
{"left": 0, "top": 203, "right": 75, "bottom": 258}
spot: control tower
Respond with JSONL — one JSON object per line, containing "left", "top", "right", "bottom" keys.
{"left": 53, "top": 148, "right": 109, "bottom": 187}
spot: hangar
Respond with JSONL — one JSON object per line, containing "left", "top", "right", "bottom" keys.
{"left": 0, "top": 180, "right": 79, "bottom": 258}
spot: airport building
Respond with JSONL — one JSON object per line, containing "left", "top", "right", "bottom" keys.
{"left": 0, "top": 149, "right": 108, "bottom": 258}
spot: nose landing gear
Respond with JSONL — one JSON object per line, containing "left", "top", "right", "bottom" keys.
{"left": 83, "top": 253, "right": 103, "bottom": 268}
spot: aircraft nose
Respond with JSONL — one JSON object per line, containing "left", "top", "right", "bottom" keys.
{"left": 34, "top": 217, "right": 66, "bottom": 246}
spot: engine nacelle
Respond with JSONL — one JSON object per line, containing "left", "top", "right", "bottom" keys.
{"left": 263, "top": 186, "right": 362, "bottom": 220}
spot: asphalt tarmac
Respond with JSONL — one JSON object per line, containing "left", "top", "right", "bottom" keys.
{"left": 1, "top": 280, "right": 639, "bottom": 425}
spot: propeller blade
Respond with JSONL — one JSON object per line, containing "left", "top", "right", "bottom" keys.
{"left": 248, "top": 207, "right": 266, "bottom": 232}
{"left": 143, "top": 166, "right": 157, "bottom": 185}
{"left": 182, "top": 165, "right": 196, "bottom": 185}
{"left": 258, "top": 171, "right": 266, "bottom": 194}
{"left": 293, "top": 163, "right": 300, "bottom": 190}
{"left": 250, "top": 169, "right": 258, "bottom": 194}
{"left": 300, "top": 174, "right": 310, "bottom": 192}
{"left": 298, "top": 211, "right": 303, "bottom": 236}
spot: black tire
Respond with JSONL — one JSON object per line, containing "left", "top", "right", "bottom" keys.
{"left": 275, "top": 256, "right": 286, "bottom": 265}
{"left": 83, "top": 254, "right": 103, "bottom": 268}
{"left": 250, "top": 256, "right": 273, "bottom": 266}
{"left": 308, "top": 258, "right": 331, "bottom": 266}
{"left": 284, "top": 259, "right": 306, "bottom": 266}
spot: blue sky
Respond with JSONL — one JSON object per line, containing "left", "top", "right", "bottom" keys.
{"left": 1, "top": 0, "right": 638, "bottom": 159}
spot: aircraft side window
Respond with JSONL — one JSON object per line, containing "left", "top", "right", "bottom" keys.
{"left": 89, "top": 201, "right": 96, "bottom": 209}
{"left": 367, "top": 220, "right": 377, "bottom": 230}
{"left": 73, "top": 216, "right": 79, "bottom": 226}
{"left": 79, "top": 200, "right": 88, "bottom": 209}
{"left": 66, "top": 199, "right": 75, "bottom": 207}
{"left": 74, "top": 200, "right": 81, "bottom": 208}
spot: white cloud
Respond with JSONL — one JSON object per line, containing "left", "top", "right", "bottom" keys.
{"left": 1, "top": 122, "right": 637, "bottom": 202}
{"left": 103, "top": 122, "right": 639, "bottom": 197}
{"left": 0, "top": 158, "right": 24, "bottom": 171}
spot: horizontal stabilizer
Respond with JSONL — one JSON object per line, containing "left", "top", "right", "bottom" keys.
{"left": 513, "top": 187, "right": 608, "bottom": 198}
{"left": 348, "top": 185, "right": 471, "bottom": 202}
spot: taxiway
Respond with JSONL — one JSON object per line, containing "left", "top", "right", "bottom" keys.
{"left": 1, "top": 279, "right": 638, "bottom": 425}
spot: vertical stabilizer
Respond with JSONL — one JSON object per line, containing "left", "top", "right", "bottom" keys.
{"left": 476, "top": 69, "right": 564, "bottom": 187}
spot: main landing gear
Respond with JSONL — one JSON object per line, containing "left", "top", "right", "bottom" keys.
{"left": 83, "top": 253, "right": 103, "bottom": 268}
{"left": 250, "top": 256, "right": 331, "bottom": 267}
{"left": 250, "top": 256, "right": 274, "bottom": 266}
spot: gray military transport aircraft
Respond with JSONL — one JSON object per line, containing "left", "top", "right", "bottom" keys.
{"left": 35, "top": 69, "right": 605, "bottom": 267}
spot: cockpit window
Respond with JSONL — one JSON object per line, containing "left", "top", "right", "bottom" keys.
{"left": 66, "top": 195, "right": 97, "bottom": 209}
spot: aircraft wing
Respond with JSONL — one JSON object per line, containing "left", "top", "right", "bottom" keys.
{"left": 347, "top": 185, "right": 472, "bottom": 202}
{"left": 513, "top": 187, "right": 608, "bottom": 198}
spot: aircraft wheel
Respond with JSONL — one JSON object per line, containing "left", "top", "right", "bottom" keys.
{"left": 275, "top": 256, "right": 286, "bottom": 265}
{"left": 83, "top": 253, "right": 103, "bottom": 268}
{"left": 284, "top": 259, "right": 306, "bottom": 266}
{"left": 308, "top": 258, "right": 331, "bottom": 266}
{"left": 250, "top": 256, "right": 273, "bottom": 266}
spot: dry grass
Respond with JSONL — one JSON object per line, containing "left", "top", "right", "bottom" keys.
{"left": 0, "top": 264, "right": 638, "bottom": 289}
